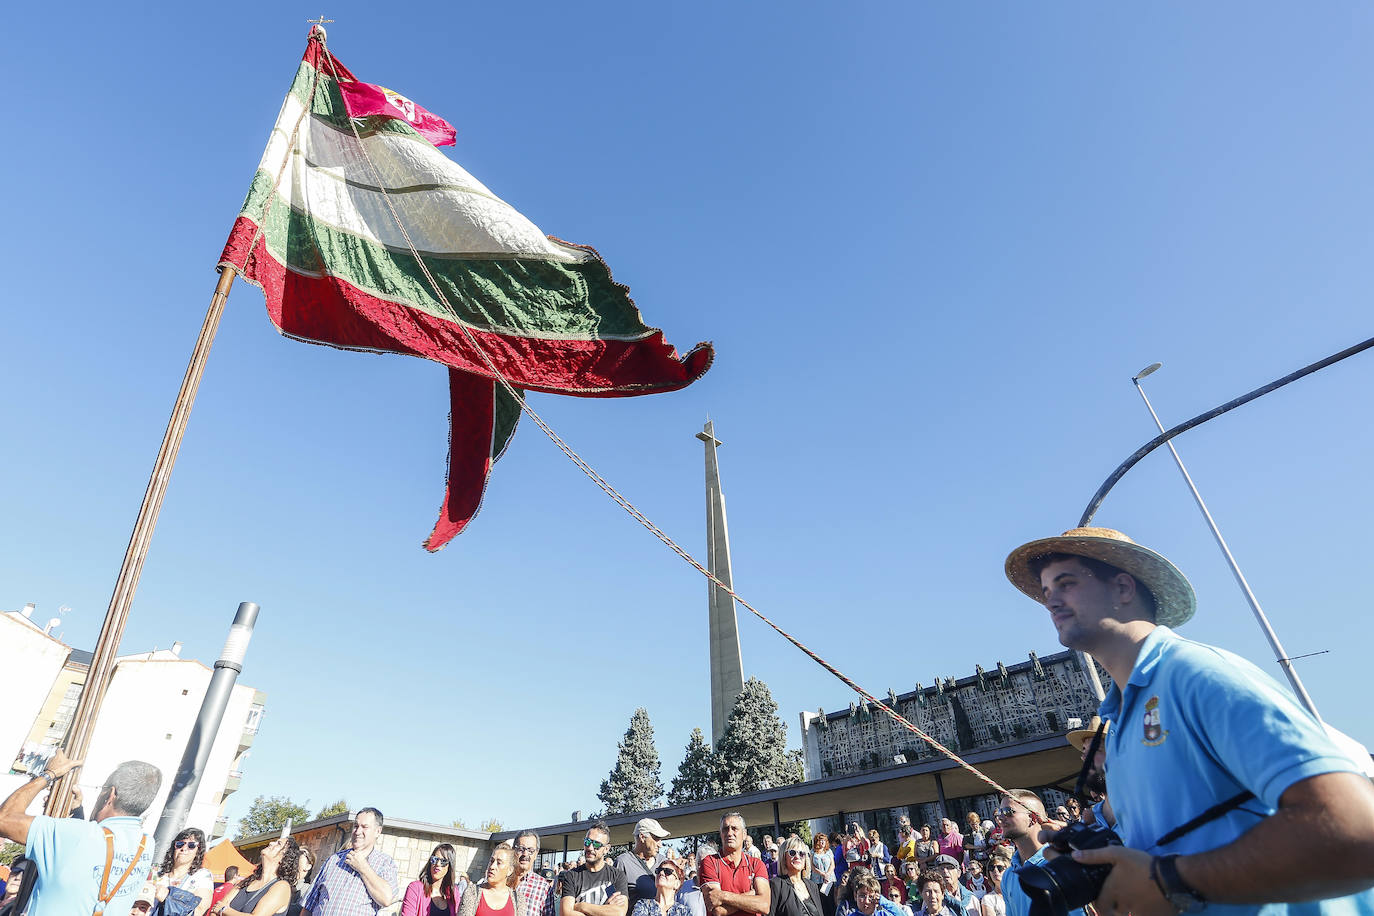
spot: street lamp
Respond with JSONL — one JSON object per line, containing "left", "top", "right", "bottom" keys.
{"left": 1131, "top": 364, "right": 1321, "bottom": 720}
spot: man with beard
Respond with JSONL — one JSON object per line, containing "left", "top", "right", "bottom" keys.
{"left": 1006, "top": 527, "right": 1374, "bottom": 915}
{"left": 558, "top": 823, "right": 627, "bottom": 916}
{"left": 991, "top": 791, "right": 1082, "bottom": 916}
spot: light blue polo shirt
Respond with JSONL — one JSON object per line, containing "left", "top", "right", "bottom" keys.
{"left": 1099, "top": 626, "right": 1374, "bottom": 915}
{"left": 1002, "top": 847, "right": 1086, "bottom": 916}
{"left": 25, "top": 814, "right": 154, "bottom": 916}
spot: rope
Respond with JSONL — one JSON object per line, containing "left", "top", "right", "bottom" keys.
{"left": 304, "top": 33, "right": 1025, "bottom": 809}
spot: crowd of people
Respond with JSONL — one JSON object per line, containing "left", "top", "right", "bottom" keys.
{"left": 380, "top": 806, "right": 1067, "bottom": 916}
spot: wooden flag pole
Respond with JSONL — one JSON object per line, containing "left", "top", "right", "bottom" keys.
{"left": 46, "top": 266, "right": 238, "bottom": 817}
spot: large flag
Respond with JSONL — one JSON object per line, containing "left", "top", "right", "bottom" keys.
{"left": 220, "top": 31, "right": 712, "bottom": 549}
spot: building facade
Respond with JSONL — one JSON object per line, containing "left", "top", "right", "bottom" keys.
{"left": 799, "top": 649, "right": 1105, "bottom": 830}
{"left": 2, "top": 606, "right": 264, "bottom": 840}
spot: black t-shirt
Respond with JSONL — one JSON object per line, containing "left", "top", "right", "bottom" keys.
{"left": 557, "top": 864, "right": 627, "bottom": 909}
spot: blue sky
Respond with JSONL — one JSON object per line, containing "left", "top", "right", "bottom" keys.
{"left": 3, "top": 2, "right": 1373, "bottom": 835}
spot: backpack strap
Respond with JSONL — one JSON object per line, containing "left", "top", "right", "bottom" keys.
{"left": 92, "top": 827, "right": 147, "bottom": 916}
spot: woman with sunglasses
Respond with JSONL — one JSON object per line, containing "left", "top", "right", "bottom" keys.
{"left": 212, "top": 836, "right": 300, "bottom": 916}
{"left": 458, "top": 846, "right": 525, "bottom": 916}
{"left": 977, "top": 857, "right": 1008, "bottom": 916}
{"left": 403, "top": 843, "right": 460, "bottom": 915}
{"left": 155, "top": 827, "right": 214, "bottom": 916}
{"left": 769, "top": 837, "right": 825, "bottom": 916}
{"left": 629, "top": 855, "right": 691, "bottom": 916}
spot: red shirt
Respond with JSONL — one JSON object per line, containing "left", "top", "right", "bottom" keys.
{"left": 699, "top": 852, "right": 768, "bottom": 916}
{"left": 477, "top": 890, "right": 517, "bottom": 916}
{"left": 208, "top": 881, "right": 238, "bottom": 911}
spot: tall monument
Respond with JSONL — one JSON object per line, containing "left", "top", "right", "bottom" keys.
{"left": 697, "top": 420, "right": 745, "bottom": 746}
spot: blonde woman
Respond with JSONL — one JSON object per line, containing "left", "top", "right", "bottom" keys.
{"left": 458, "top": 847, "right": 526, "bottom": 916}
{"left": 770, "top": 837, "right": 824, "bottom": 916}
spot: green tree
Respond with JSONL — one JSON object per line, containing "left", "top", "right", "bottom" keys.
{"left": 0, "top": 841, "right": 23, "bottom": 865}
{"left": 236, "top": 795, "right": 311, "bottom": 838}
{"left": 714, "top": 678, "right": 804, "bottom": 795}
{"left": 669, "top": 727, "right": 726, "bottom": 851}
{"left": 478, "top": 817, "right": 504, "bottom": 833}
{"left": 316, "top": 799, "right": 349, "bottom": 819}
{"left": 597, "top": 708, "right": 665, "bottom": 814}
{"left": 668, "top": 728, "right": 721, "bottom": 804}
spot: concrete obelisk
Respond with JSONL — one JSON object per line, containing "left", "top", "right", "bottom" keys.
{"left": 697, "top": 420, "right": 745, "bottom": 746}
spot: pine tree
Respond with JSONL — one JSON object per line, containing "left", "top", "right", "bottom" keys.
{"left": 668, "top": 727, "right": 721, "bottom": 804}
{"left": 714, "top": 678, "right": 805, "bottom": 795}
{"left": 598, "top": 708, "right": 665, "bottom": 814}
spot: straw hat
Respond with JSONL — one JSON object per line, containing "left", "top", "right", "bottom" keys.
{"left": 1065, "top": 715, "right": 1110, "bottom": 754}
{"left": 1005, "top": 527, "right": 1195, "bottom": 628}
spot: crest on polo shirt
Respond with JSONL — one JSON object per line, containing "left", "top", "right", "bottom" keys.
{"left": 1142, "top": 695, "right": 1168, "bottom": 746}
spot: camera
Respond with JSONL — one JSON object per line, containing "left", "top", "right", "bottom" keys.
{"left": 1016, "top": 821, "right": 1122, "bottom": 916}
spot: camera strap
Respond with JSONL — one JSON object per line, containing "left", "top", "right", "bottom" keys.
{"left": 1150, "top": 790, "right": 1255, "bottom": 850}
{"left": 1071, "top": 720, "right": 1107, "bottom": 801}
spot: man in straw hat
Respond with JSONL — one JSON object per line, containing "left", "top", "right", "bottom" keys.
{"left": 1064, "top": 717, "right": 1114, "bottom": 830}
{"left": 1004, "top": 526, "right": 1374, "bottom": 915}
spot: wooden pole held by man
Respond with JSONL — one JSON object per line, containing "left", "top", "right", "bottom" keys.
{"left": 46, "top": 266, "right": 238, "bottom": 816}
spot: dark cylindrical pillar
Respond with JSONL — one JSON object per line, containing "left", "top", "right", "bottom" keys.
{"left": 152, "top": 602, "right": 259, "bottom": 859}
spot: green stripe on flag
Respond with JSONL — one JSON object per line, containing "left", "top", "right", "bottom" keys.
{"left": 236, "top": 170, "right": 657, "bottom": 341}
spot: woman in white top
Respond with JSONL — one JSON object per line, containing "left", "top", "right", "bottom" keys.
{"left": 155, "top": 827, "right": 214, "bottom": 916}
{"left": 978, "top": 858, "right": 1009, "bottom": 916}
{"left": 865, "top": 830, "right": 887, "bottom": 877}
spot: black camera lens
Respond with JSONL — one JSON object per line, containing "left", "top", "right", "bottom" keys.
{"left": 1014, "top": 822, "right": 1122, "bottom": 916}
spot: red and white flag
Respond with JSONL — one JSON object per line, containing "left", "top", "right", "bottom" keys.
{"left": 336, "top": 78, "right": 457, "bottom": 147}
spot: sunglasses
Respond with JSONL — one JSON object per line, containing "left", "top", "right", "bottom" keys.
{"left": 174, "top": 840, "right": 200, "bottom": 850}
{"left": 786, "top": 850, "right": 808, "bottom": 858}
{"left": 994, "top": 807, "right": 1017, "bottom": 818}
{"left": 430, "top": 856, "right": 451, "bottom": 866}
{"left": 583, "top": 838, "right": 605, "bottom": 849}
{"left": 655, "top": 868, "right": 679, "bottom": 877}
